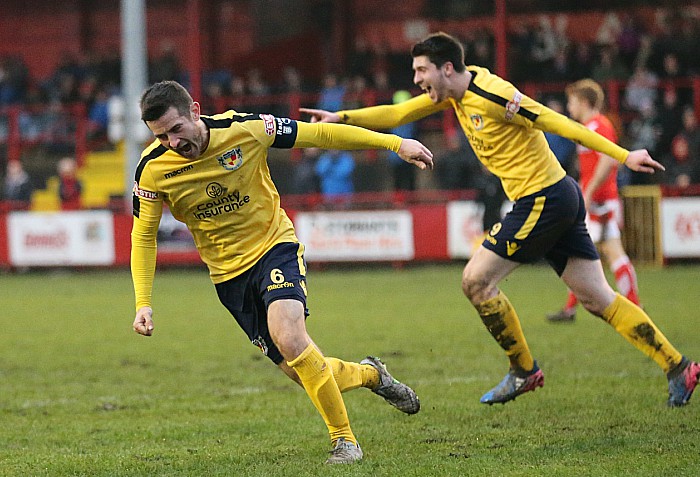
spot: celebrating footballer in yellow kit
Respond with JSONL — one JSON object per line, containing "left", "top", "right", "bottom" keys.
{"left": 131, "top": 80, "right": 432, "bottom": 464}
{"left": 302, "top": 32, "right": 700, "bottom": 407}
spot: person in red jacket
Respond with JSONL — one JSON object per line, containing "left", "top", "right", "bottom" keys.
{"left": 547, "top": 79, "right": 640, "bottom": 322}
{"left": 58, "top": 157, "right": 82, "bottom": 210}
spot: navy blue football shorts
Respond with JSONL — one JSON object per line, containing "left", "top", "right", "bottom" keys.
{"left": 215, "top": 242, "right": 309, "bottom": 365}
{"left": 481, "top": 176, "right": 599, "bottom": 276}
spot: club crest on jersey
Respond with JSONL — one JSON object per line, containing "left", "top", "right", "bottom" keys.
{"left": 504, "top": 91, "right": 522, "bottom": 120}
{"left": 470, "top": 114, "right": 484, "bottom": 130}
{"left": 217, "top": 147, "right": 243, "bottom": 171}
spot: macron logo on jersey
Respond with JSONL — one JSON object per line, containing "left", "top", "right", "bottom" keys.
{"left": 164, "top": 164, "right": 194, "bottom": 179}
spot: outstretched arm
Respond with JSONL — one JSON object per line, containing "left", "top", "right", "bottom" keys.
{"left": 535, "top": 107, "right": 664, "bottom": 175}
{"left": 535, "top": 108, "right": 629, "bottom": 163}
{"left": 301, "top": 94, "right": 448, "bottom": 129}
{"left": 295, "top": 121, "right": 433, "bottom": 170}
{"left": 131, "top": 181, "right": 162, "bottom": 336}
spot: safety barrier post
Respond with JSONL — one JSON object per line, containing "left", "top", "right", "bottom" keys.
{"left": 620, "top": 185, "right": 663, "bottom": 266}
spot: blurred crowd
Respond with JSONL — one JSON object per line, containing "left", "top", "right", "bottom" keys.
{"left": 1, "top": 7, "right": 699, "bottom": 210}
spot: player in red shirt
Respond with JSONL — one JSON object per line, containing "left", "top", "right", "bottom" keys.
{"left": 547, "top": 79, "right": 640, "bottom": 322}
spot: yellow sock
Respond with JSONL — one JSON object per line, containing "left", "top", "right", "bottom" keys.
{"left": 475, "top": 290, "right": 534, "bottom": 372}
{"left": 287, "top": 344, "right": 356, "bottom": 445}
{"left": 602, "top": 294, "right": 683, "bottom": 373}
{"left": 327, "top": 357, "right": 380, "bottom": 392}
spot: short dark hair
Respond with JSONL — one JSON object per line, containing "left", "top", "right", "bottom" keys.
{"left": 140, "top": 80, "right": 193, "bottom": 122}
{"left": 411, "top": 32, "right": 466, "bottom": 73}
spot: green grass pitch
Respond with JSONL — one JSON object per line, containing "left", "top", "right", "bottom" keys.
{"left": 0, "top": 263, "right": 698, "bottom": 476}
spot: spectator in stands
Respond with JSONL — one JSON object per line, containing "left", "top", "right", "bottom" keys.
{"left": 315, "top": 149, "right": 355, "bottom": 202}
{"left": 292, "top": 147, "right": 321, "bottom": 195}
{"left": 57, "top": 157, "right": 82, "bottom": 210}
{"left": 149, "top": 42, "right": 182, "bottom": 84}
{"left": 658, "top": 52, "right": 692, "bottom": 106}
{"left": 245, "top": 68, "right": 272, "bottom": 114}
{"left": 435, "top": 128, "right": 479, "bottom": 191}
{"left": 278, "top": 66, "right": 306, "bottom": 94}
{"left": 202, "top": 80, "right": 227, "bottom": 114}
{"left": 623, "top": 62, "right": 658, "bottom": 113}
{"left": 0, "top": 55, "right": 29, "bottom": 105}
{"left": 87, "top": 85, "right": 111, "bottom": 143}
{"left": 386, "top": 90, "right": 418, "bottom": 191}
{"left": 632, "top": 34, "right": 655, "bottom": 76}
{"left": 569, "top": 42, "right": 594, "bottom": 80}
{"left": 507, "top": 23, "right": 536, "bottom": 82}
{"left": 660, "top": 52, "right": 684, "bottom": 80}
{"left": 665, "top": 106, "right": 700, "bottom": 187}
{"left": 371, "top": 69, "right": 390, "bottom": 91}
{"left": 316, "top": 73, "right": 346, "bottom": 112}
{"left": 616, "top": 13, "right": 644, "bottom": 70}
{"left": 367, "top": 43, "right": 390, "bottom": 90}
{"left": 229, "top": 75, "right": 246, "bottom": 98}
{"left": 530, "top": 18, "right": 559, "bottom": 80}
{"left": 626, "top": 98, "right": 661, "bottom": 185}
{"left": 677, "top": 15, "right": 700, "bottom": 75}
{"left": 347, "top": 36, "right": 373, "bottom": 81}
{"left": 342, "top": 75, "right": 369, "bottom": 111}
{"left": 469, "top": 30, "right": 495, "bottom": 72}
{"left": 543, "top": 98, "right": 577, "bottom": 177}
{"left": 655, "top": 87, "right": 684, "bottom": 157}
{"left": 386, "top": 47, "right": 415, "bottom": 90}
{"left": 549, "top": 46, "right": 573, "bottom": 82}
{"left": 591, "top": 46, "right": 628, "bottom": 84}
{"left": 2, "top": 160, "right": 33, "bottom": 209}
{"left": 246, "top": 68, "right": 270, "bottom": 97}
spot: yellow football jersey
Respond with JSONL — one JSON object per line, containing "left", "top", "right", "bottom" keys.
{"left": 337, "top": 65, "right": 629, "bottom": 201}
{"left": 450, "top": 65, "right": 566, "bottom": 200}
{"left": 131, "top": 111, "right": 404, "bottom": 310}
{"left": 133, "top": 111, "right": 298, "bottom": 288}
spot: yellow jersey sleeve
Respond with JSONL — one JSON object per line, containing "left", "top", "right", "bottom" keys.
{"left": 294, "top": 121, "right": 403, "bottom": 152}
{"left": 131, "top": 164, "right": 163, "bottom": 311}
{"left": 534, "top": 107, "right": 629, "bottom": 163}
{"left": 336, "top": 94, "right": 449, "bottom": 129}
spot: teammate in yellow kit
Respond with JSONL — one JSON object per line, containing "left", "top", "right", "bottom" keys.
{"left": 131, "top": 80, "right": 431, "bottom": 464}
{"left": 302, "top": 32, "right": 700, "bottom": 407}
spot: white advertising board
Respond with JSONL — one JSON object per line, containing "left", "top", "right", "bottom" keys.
{"left": 661, "top": 197, "right": 700, "bottom": 258}
{"left": 447, "top": 201, "right": 485, "bottom": 259}
{"left": 8, "top": 211, "right": 115, "bottom": 266}
{"left": 294, "top": 210, "right": 414, "bottom": 261}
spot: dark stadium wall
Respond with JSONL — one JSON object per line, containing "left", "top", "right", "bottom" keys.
{"left": 0, "top": 0, "right": 257, "bottom": 81}
{"left": 0, "top": 1, "right": 682, "bottom": 90}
